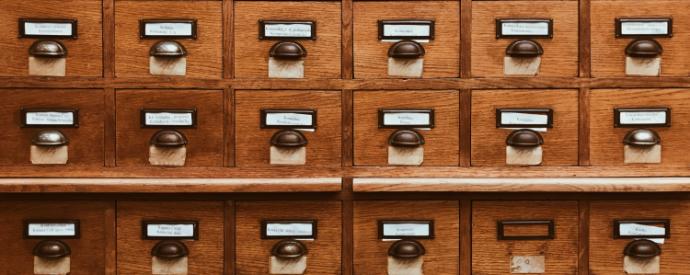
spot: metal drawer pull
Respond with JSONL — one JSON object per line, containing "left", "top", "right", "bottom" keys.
{"left": 271, "top": 130, "right": 308, "bottom": 148}
{"left": 149, "top": 40, "right": 187, "bottom": 58}
{"left": 271, "top": 239, "right": 307, "bottom": 259}
{"left": 32, "top": 130, "right": 68, "bottom": 146}
{"left": 388, "top": 239, "right": 425, "bottom": 259}
{"left": 150, "top": 130, "right": 187, "bottom": 147}
{"left": 624, "top": 239, "right": 661, "bottom": 259}
{"left": 626, "top": 39, "right": 662, "bottom": 58}
{"left": 33, "top": 240, "right": 71, "bottom": 259}
{"left": 151, "top": 240, "right": 188, "bottom": 259}
{"left": 269, "top": 41, "right": 307, "bottom": 60}
{"left": 29, "top": 40, "right": 67, "bottom": 58}
{"left": 389, "top": 129, "right": 424, "bottom": 147}
{"left": 505, "top": 40, "right": 543, "bottom": 58}
{"left": 506, "top": 129, "right": 543, "bottom": 147}
{"left": 388, "top": 40, "right": 425, "bottom": 59}
{"left": 623, "top": 129, "right": 660, "bottom": 147}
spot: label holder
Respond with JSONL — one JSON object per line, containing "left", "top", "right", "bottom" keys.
{"left": 259, "top": 20, "right": 316, "bottom": 40}
{"left": 496, "top": 108, "right": 553, "bottom": 128}
{"left": 20, "top": 108, "right": 79, "bottom": 128}
{"left": 139, "top": 19, "right": 197, "bottom": 39}
{"left": 615, "top": 18, "right": 673, "bottom": 38}
{"left": 18, "top": 18, "right": 78, "bottom": 39}
{"left": 23, "top": 219, "right": 80, "bottom": 239}
{"left": 614, "top": 108, "right": 670, "bottom": 128}
{"left": 140, "top": 109, "right": 197, "bottom": 128}
{"left": 378, "top": 220, "right": 435, "bottom": 239}
{"left": 260, "top": 109, "right": 317, "bottom": 129}
{"left": 142, "top": 220, "right": 199, "bottom": 240}
{"left": 497, "top": 220, "right": 555, "bottom": 241}
{"left": 378, "top": 20, "right": 435, "bottom": 40}
{"left": 496, "top": 19, "right": 553, "bottom": 39}
{"left": 378, "top": 109, "right": 435, "bottom": 129}
{"left": 261, "top": 220, "right": 317, "bottom": 239}
{"left": 614, "top": 219, "right": 670, "bottom": 239}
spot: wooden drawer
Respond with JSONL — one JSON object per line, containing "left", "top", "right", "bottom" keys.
{"left": 472, "top": 201, "right": 579, "bottom": 274}
{"left": 0, "top": 89, "right": 104, "bottom": 166}
{"left": 354, "top": 201, "right": 459, "bottom": 275}
{"left": 0, "top": 0, "right": 102, "bottom": 77}
{"left": 471, "top": 89, "right": 578, "bottom": 166}
{"left": 590, "top": 89, "right": 690, "bottom": 167}
{"left": 471, "top": 1, "right": 579, "bottom": 77}
{"left": 0, "top": 201, "right": 113, "bottom": 275}
{"left": 117, "top": 201, "right": 225, "bottom": 274}
{"left": 115, "top": 89, "right": 225, "bottom": 167}
{"left": 234, "top": 1, "right": 341, "bottom": 79}
{"left": 591, "top": 1, "right": 690, "bottom": 77}
{"left": 235, "top": 90, "right": 342, "bottom": 167}
{"left": 235, "top": 201, "right": 342, "bottom": 274}
{"left": 353, "top": 1, "right": 460, "bottom": 79}
{"left": 114, "top": 1, "right": 223, "bottom": 79}
{"left": 590, "top": 201, "right": 690, "bottom": 274}
{"left": 353, "top": 90, "right": 460, "bottom": 166}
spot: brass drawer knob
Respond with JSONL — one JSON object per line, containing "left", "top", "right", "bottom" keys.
{"left": 33, "top": 240, "right": 71, "bottom": 259}
{"left": 626, "top": 39, "right": 663, "bottom": 58}
{"left": 150, "top": 40, "right": 187, "bottom": 58}
{"left": 624, "top": 239, "right": 661, "bottom": 259}
{"left": 389, "top": 129, "right": 425, "bottom": 147}
{"left": 32, "top": 130, "right": 69, "bottom": 146}
{"left": 623, "top": 129, "right": 660, "bottom": 147}
{"left": 269, "top": 41, "right": 307, "bottom": 60}
{"left": 388, "top": 239, "right": 425, "bottom": 259}
{"left": 506, "top": 129, "right": 544, "bottom": 147}
{"left": 29, "top": 40, "right": 67, "bottom": 58}
{"left": 271, "top": 239, "right": 307, "bottom": 259}
{"left": 505, "top": 40, "right": 544, "bottom": 58}
{"left": 271, "top": 130, "right": 308, "bottom": 148}
{"left": 151, "top": 240, "right": 188, "bottom": 259}
{"left": 388, "top": 40, "right": 425, "bottom": 59}
{"left": 150, "top": 129, "right": 188, "bottom": 147}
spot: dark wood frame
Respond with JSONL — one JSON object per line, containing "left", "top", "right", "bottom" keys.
{"left": 20, "top": 108, "right": 79, "bottom": 128}
{"left": 139, "top": 19, "right": 198, "bottom": 39}
{"left": 23, "top": 219, "right": 81, "bottom": 239}
{"left": 377, "top": 20, "right": 435, "bottom": 40}
{"left": 495, "top": 19, "right": 553, "bottom": 39}
{"left": 613, "top": 219, "right": 671, "bottom": 239}
{"left": 615, "top": 18, "right": 673, "bottom": 38}
{"left": 495, "top": 108, "right": 553, "bottom": 128}
{"left": 378, "top": 109, "right": 435, "bottom": 129}
{"left": 614, "top": 107, "right": 670, "bottom": 128}
{"left": 377, "top": 220, "right": 435, "bottom": 239}
{"left": 260, "top": 109, "right": 317, "bottom": 129}
{"left": 258, "top": 20, "right": 316, "bottom": 40}
{"left": 18, "top": 18, "right": 78, "bottom": 39}
{"left": 140, "top": 109, "right": 197, "bottom": 129}
{"left": 497, "top": 220, "right": 555, "bottom": 240}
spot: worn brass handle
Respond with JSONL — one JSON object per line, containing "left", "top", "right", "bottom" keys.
{"left": 150, "top": 40, "right": 187, "bottom": 58}
{"left": 270, "top": 130, "right": 308, "bottom": 148}
{"left": 506, "top": 40, "right": 544, "bottom": 58}
{"left": 269, "top": 41, "right": 307, "bottom": 60}
{"left": 33, "top": 240, "right": 71, "bottom": 259}
{"left": 151, "top": 240, "right": 188, "bottom": 259}
{"left": 506, "top": 129, "right": 544, "bottom": 147}
{"left": 626, "top": 39, "right": 663, "bottom": 58}
{"left": 388, "top": 239, "right": 425, "bottom": 259}
{"left": 271, "top": 239, "right": 307, "bottom": 259}
{"left": 150, "top": 129, "right": 187, "bottom": 147}
{"left": 29, "top": 40, "right": 67, "bottom": 58}
{"left": 624, "top": 239, "right": 661, "bottom": 259}
{"left": 623, "top": 129, "right": 660, "bottom": 147}
{"left": 32, "top": 130, "right": 69, "bottom": 146}
{"left": 388, "top": 40, "right": 425, "bottom": 59}
{"left": 389, "top": 129, "right": 424, "bottom": 147}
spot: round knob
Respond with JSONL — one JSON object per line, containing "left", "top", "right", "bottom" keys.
{"left": 150, "top": 40, "right": 187, "bottom": 57}
{"left": 33, "top": 240, "right": 71, "bottom": 259}
{"left": 32, "top": 130, "right": 69, "bottom": 146}
{"left": 505, "top": 40, "right": 544, "bottom": 58}
{"left": 150, "top": 129, "right": 187, "bottom": 147}
{"left": 388, "top": 40, "right": 425, "bottom": 59}
{"left": 624, "top": 239, "right": 661, "bottom": 259}
{"left": 271, "top": 239, "right": 307, "bottom": 259}
{"left": 269, "top": 41, "right": 307, "bottom": 60}
{"left": 389, "top": 129, "right": 425, "bottom": 147}
{"left": 626, "top": 39, "right": 663, "bottom": 58}
{"left": 623, "top": 129, "right": 660, "bottom": 147}
{"left": 151, "top": 240, "right": 188, "bottom": 259}
{"left": 388, "top": 239, "right": 425, "bottom": 259}
{"left": 29, "top": 40, "right": 67, "bottom": 58}
{"left": 270, "top": 130, "right": 308, "bottom": 148}
{"left": 506, "top": 129, "right": 544, "bottom": 147}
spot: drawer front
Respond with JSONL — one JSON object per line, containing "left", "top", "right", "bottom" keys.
{"left": 471, "top": 89, "right": 578, "bottom": 166}
{"left": 0, "top": 89, "right": 104, "bottom": 166}
{"left": 235, "top": 90, "right": 342, "bottom": 167}
{"left": 117, "top": 201, "right": 225, "bottom": 274}
{"left": 0, "top": 201, "right": 113, "bottom": 275}
{"left": 353, "top": 1, "right": 460, "bottom": 78}
{"left": 471, "top": 1, "right": 579, "bottom": 77}
{"left": 235, "top": 201, "right": 342, "bottom": 274}
{"left": 472, "top": 201, "right": 578, "bottom": 274}
{"left": 354, "top": 201, "right": 459, "bottom": 274}
{"left": 590, "top": 89, "right": 690, "bottom": 167}
{"left": 590, "top": 201, "right": 690, "bottom": 274}
{"left": 354, "top": 90, "right": 460, "bottom": 166}
{"left": 591, "top": 1, "right": 690, "bottom": 77}
{"left": 115, "top": 89, "right": 225, "bottom": 167}
{"left": 234, "top": 2, "right": 341, "bottom": 79}
{"left": 115, "top": 1, "right": 223, "bottom": 79}
{"left": 0, "top": 0, "right": 102, "bottom": 77}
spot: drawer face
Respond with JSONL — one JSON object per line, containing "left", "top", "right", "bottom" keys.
{"left": 236, "top": 201, "right": 342, "bottom": 274}
{"left": 590, "top": 201, "right": 690, "bottom": 274}
{"left": 0, "top": 89, "right": 104, "bottom": 166}
{"left": 0, "top": 201, "right": 113, "bottom": 275}
{"left": 353, "top": 1, "right": 460, "bottom": 78}
{"left": 354, "top": 201, "right": 459, "bottom": 274}
{"left": 234, "top": 2, "right": 342, "bottom": 79}
{"left": 0, "top": 0, "right": 102, "bottom": 76}
{"left": 353, "top": 90, "right": 460, "bottom": 166}
{"left": 235, "top": 90, "right": 342, "bottom": 167}
{"left": 115, "top": 1, "right": 223, "bottom": 79}
{"left": 590, "top": 89, "right": 690, "bottom": 166}
{"left": 591, "top": 1, "right": 690, "bottom": 77}
{"left": 471, "top": 1, "right": 578, "bottom": 77}
{"left": 115, "top": 89, "right": 225, "bottom": 167}
{"left": 471, "top": 89, "right": 578, "bottom": 166}
{"left": 472, "top": 201, "right": 579, "bottom": 275}
{"left": 117, "top": 201, "right": 225, "bottom": 274}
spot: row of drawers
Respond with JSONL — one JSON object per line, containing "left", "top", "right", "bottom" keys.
{"left": 2, "top": 200, "right": 685, "bottom": 274}
{"left": 3, "top": 1, "right": 689, "bottom": 78}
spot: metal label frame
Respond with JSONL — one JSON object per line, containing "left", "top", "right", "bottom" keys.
{"left": 378, "top": 109, "right": 435, "bottom": 129}
{"left": 260, "top": 109, "right": 317, "bottom": 129}
{"left": 496, "top": 108, "right": 553, "bottom": 128}
{"left": 24, "top": 219, "right": 81, "bottom": 239}
{"left": 378, "top": 220, "right": 435, "bottom": 239}
{"left": 261, "top": 220, "right": 317, "bottom": 239}
{"left": 615, "top": 18, "right": 673, "bottom": 38}
{"left": 142, "top": 220, "right": 199, "bottom": 240}
{"left": 614, "top": 219, "right": 671, "bottom": 239}
{"left": 378, "top": 20, "right": 435, "bottom": 40}
{"left": 614, "top": 107, "right": 670, "bottom": 128}
{"left": 140, "top": 109, "right": 197, "bottom": 128}
{"left": 259, "top": 20, "right": 316, "bottom": 40}
{"left": 139, "top": 19, "right": 198, "bottom": 39}
{"left": 496, "top": 19, "right": 553, "bottom": 39}
{"left": 497, "top": 220, "right": 555, "bottom": 240}
{"left": 20, "top": 108, "right": 79, "bottom": 128}
{"left": 19, "top": 18, "right": 78, "bottom": 39}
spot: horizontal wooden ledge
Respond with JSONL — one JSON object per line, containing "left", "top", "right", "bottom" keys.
{"left": 353, "top": 177, "right": 690, "bottom": 193}
{"left": 0, "top": 178, "right": 342, "bottom": 193}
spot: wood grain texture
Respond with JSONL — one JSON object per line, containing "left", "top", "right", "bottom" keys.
{"left": 589, "top": 89, "right": 690, "bottom": 167}
{"left": 235, "top": 201, "right": 342, "bottom": 274}
{"left": 471, "top": 1, "right": 579, "bottom": 77}
{"left": 0, "top": 0, "right": 103, "bottom": 77}
{"left": 471, "top": 89, "right": 579, "bottom": 166}
{"left": 114, "top": 1, "right": 223, "bottom": 79}
{"left": 235, "top": 90, "right": 342, "bottom": 167}
{"left": 472, "top": 201, "right": 579, "bottom": 275}
{"left": 233, "top": 1, "right": 342, "bottom": 79}
{"left": 460, "top": 0, "right": 472, "bottom": 79}
{"left": 578, "top": 88, "right": 590, "bottom": 165}
{"left": 0, "top": 89, "right": 105, "bottom": 166}
{"left": 116, "top": 201, "right": 224, "bottom": 275}
{"left": 115, "top": 89, "right": 225, "bottom": 167}
{"left": 578, "top": 0, "right": 591, "bottom": 77}
{"left": 591, "top": 1, "right": 690, "bottom": 77}
{"left": 341, "top": 0, "right": 353, "bottom": 79}
{"left": 353, "top": 90, "right": 460, "bottom": 166}
{"left": 590, "top": 201, "right": 690, "bottom": 274}
{"left": 0, "top": 200, "right": 114, "bottom": 275}
{"left": 353, "top": 1, "right": 460, "bottom": 78}
{"left": 353, "top": 201, "right": 459, "bottom": 275}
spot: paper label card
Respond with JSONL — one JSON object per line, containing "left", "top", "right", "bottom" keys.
{"left": 496, "top": 108, "right": 553, "bottom": 128}
{"left": 140, "top": 19, "right": 197, "bottom": 39}
{"left": 143, "top": 221, "right": 198, "bottom": 240}
{"left": 378, "top": 20, "right": 435, "bottom": 40}
{"left": 261, "top": 110, "right": 316, "bottom": 129}
{"left": 615, "top": 108, "right": 670, "bottom": 127}
{"left": 261, "top": 220, "right": 317, "bottom": 239}
{"left": 496, "top": 19, "right": 553, "bottom": 38}
{"left": 141, "top": 109, "right": 196, "bottom": 128}
{"left": 614, "top": 220, "right": 670, "bottom": 239}
{"left": 378, "top": 109, "right": 434, "bottom": 128}
{"left": 24, "top": 220, "right": 80, "bottom": 238}
{"left": 21, "top": 109, "right": 78, "bottom": 128}
{"left": 19, "top": 19, "right": 77, "bottom": 38}
{"left": 616, "top": 18, "right": 672, "bottom": 37}
{"left": 378, "top": 220, "right": 434, "bottom": 239}
{"left": 259, "top": 20, "right": 316, "bottom": 40}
